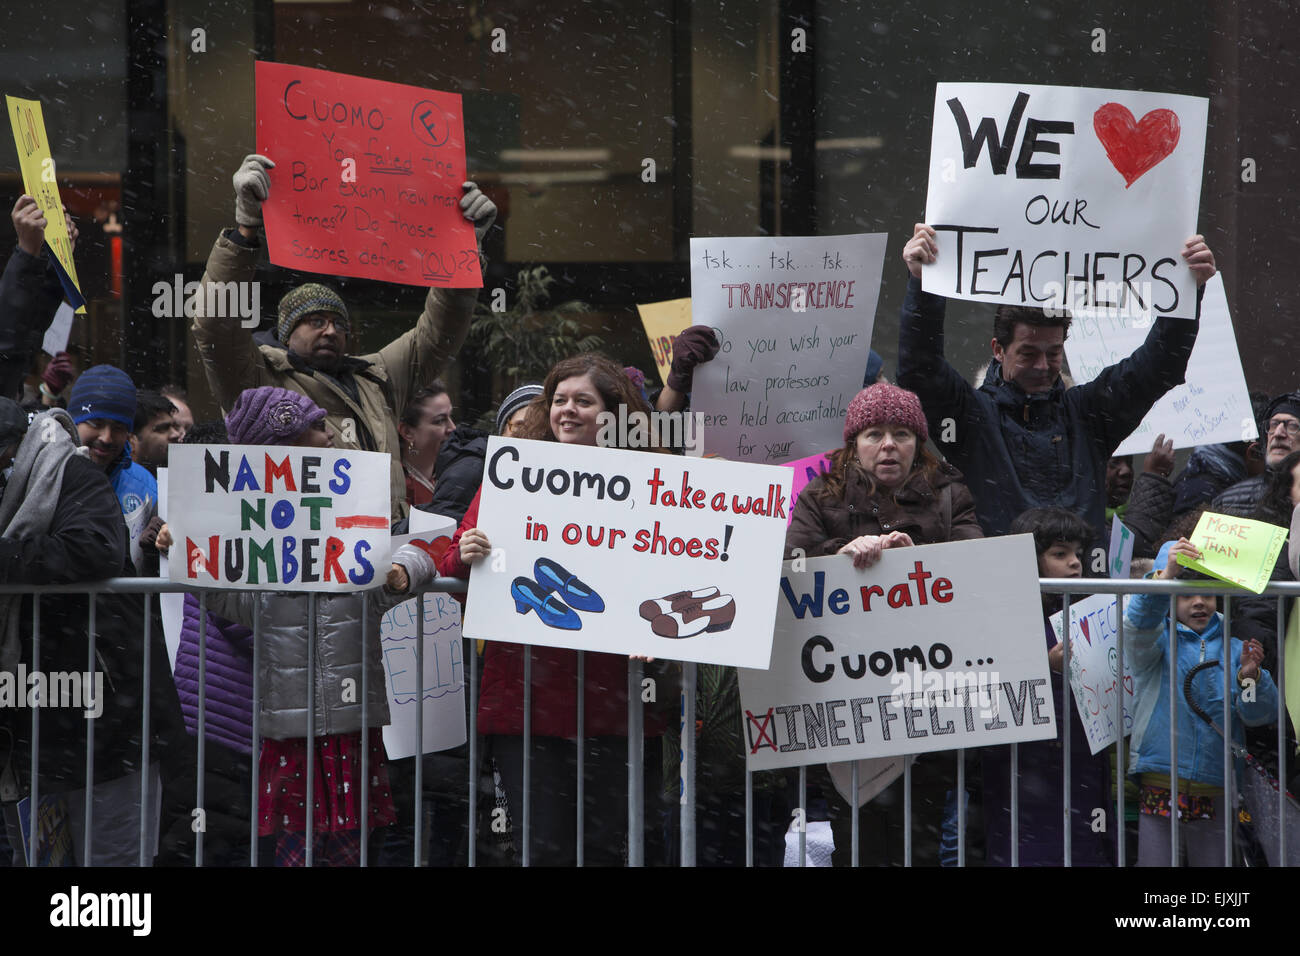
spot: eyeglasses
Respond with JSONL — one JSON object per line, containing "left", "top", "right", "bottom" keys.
{"left": 1266, "top": 418, "right": 1300, "bottom": 438}
{"left": 303, "top": 314, "right": 350, "bottom": 334}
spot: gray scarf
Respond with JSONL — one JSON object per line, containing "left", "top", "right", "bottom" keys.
{"left": 0, "top": 409, "right": 83, "bottom": 672}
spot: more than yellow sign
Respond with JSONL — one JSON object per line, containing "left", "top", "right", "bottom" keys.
{"left": 6, "top": 96, "right": 84, "bottom": 312}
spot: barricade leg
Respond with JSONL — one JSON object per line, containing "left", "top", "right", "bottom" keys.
{"left": 522, "top": 648, "right": 531, "bottom": 867}
{"left": 681, "top": 661, "right": 696, "bottom": 867}
{"left": 1010, "top": 743, "right": 1019, "bottom": 868}
{"left": 28, "top": 598, "right": 39, "bottom": 868}
{"left": 415, "top": 593, "right": 424, "bottom": 866}
{"left": 468, "top": 632, "right": 477, "bottom": 867}
{"left": 1222, "top": 596, "right": 1233, "bottom": 867}
{"left": 305, "top": 592, "right": 315, "bottom": 867}
{"left": 1062, "top": 591, "right": 1072, "bottom": 867}
{"left": 797, "top": 764, "right": 806, "bottom": 868}
{"left": 361, "top": 593, "right": 370, "bottom": 867}
{"left": 1277, "top": 595, "right": 1288, "bottom": 867}
{"left": 627, "top": 658, "right": 644, "bottom": 867}
{"left": 1168, "top": 596, "right": 1178, "bottom": 866}
{"left": 577, "top": 650, "right": 584, "bottom": 867}
{"left": 140, "top": 594, "right": 152, "bottom": 866}
{"left": 250, "top": 597, "right": 261, "bottom": 866}
{"left": 1115, "top": 604, "right": 1125, "bottom": 867}
{"left": 195, "top": 594, "right": 208, "bottom": 866}
{"left": 83, "top": 599, "right": 95, "bottom": 865}
{"left": 850, "top": 760, "right": 859, "bottom": 867}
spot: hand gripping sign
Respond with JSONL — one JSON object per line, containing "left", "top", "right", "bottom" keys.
{"left": 5, "top": 96, "right": 85, "bottom": 311}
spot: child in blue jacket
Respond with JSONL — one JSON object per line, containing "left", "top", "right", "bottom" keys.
{"left": 1125, "top": 537, "right": 1276, "bottom": 866}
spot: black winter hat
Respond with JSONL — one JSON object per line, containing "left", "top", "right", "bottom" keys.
{"left": 0, "top": 399, "right": 29, "bottom": 451}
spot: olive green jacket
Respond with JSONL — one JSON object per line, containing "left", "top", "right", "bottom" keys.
{"left": 192, "top": 230, "right": 476, "bottom": 519}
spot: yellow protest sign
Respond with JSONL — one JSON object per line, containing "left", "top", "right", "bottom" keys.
{"left": 6, "top": 96, "right": 84, "bottom": 312}
{"left": 636, "top": 297, "right": 692, "bottom": 386}
{"left": 1176, "top": 511, "right": 1287, "bottom": 594}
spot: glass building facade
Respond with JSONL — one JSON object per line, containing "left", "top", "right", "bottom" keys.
{"left": 1, "top": 0, "right": 1294, "bottom": 418}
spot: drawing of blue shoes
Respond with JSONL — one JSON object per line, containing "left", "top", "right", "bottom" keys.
{"left": 511, "top": 577, "right": 582, "bottom": 630}
{"left": 533, "top": 557, "right": 605, "bottom": 613}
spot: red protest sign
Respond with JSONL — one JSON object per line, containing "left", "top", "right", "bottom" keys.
{"left": 254, "top": 61, "right": 482, "bottom": 288}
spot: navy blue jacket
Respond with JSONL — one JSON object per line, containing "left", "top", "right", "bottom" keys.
{"left": 897, "top": 276, "right": 1200, "bottom": 545}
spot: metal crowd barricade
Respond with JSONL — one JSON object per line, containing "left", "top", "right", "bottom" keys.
{"left": 730, "top": 576, "right": 1298, "bottom": 868}
{"left": 3, "top": 573, "right": 1296, "bottom": 867}
{"left": 1038, "top": 576, "right": 1297, "bottom": 870}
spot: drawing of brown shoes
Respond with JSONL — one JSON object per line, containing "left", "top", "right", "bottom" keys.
{"left": 639, "top": 586, "right": 721, "bottom": 621}
{"left": 650, "top": 594, "right": 736, "bottom": 638}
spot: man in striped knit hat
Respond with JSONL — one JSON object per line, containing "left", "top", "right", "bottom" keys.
{"left": 192, "top": 154, "right": 497, "bottom": 520}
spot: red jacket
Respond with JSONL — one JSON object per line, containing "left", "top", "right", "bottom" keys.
{"left": 441, "top": 489, "right": 665, "bottom": 738}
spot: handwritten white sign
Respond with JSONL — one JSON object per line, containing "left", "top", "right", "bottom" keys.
{"left": 166, "top": 444, "right": 391, "bottom": 592}
{"left": 690, "top": 234, "right": 886, "bottom": 464}
{"left": 462, "top": 437, "right": 789, "bottom": 667}
{"left": 1065, "top": 273, "right": 1255, "bottom": 455}
{"left": 925, "top": 83, "right": 1208, "bottom": 321}
{"left": 738, "top": 537, "right": 1057, "bottom": 772}
{"left": 378, "top": 511, "right": 468, "bottom": 759}
{"left": 1049, "top": 594, "right": 1134, "bottom": 754}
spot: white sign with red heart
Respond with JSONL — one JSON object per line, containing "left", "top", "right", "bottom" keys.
{"left": 924, "top": 82, "right": 1208, "bottom": 321}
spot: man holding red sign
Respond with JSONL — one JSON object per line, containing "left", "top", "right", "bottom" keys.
{"left": 192, "top": 157, "right": 495, "bottom": 520}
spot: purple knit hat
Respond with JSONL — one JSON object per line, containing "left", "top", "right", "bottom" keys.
{"left": 842, "top": 383, "right": 928, "bottom": 444}
{"left": 225, "top": 387, "right": 327, "bottom": 446}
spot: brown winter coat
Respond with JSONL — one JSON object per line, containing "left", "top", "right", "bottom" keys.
{"left": 191, "top": 230, "right": 477, "bottom": 520}
{"left": 785, "top": 458, "right": 983, "bottom": 557}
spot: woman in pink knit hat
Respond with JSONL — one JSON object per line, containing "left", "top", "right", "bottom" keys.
{"left": 785, "top": 381, "right": 983, "bottom": 867}
{"left": 786, "top": 381, "right": 982, "bottom": 563}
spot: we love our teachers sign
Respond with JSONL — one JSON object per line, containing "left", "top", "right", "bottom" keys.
{"left": 924, "top": 83, "right": 1208, "bottom": 321}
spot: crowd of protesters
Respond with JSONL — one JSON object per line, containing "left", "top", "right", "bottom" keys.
{"left": 0, "top": 151, "right": 1294, "bottom": 870}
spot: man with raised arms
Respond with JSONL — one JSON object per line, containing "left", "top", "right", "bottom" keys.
{"left": 192, "top": 154, "right": 497, "bottom": 520}
{"left": 897, "top": 223, "right": 1215, "bottom": 549}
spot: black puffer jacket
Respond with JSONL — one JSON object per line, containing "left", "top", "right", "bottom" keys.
{"left": 1120, "top": 471, "right": 1175, "bottom": 559}
{"left": 1210, "top": 474, "right": 1268, "bottom": 518}
{"left": 424, "top": 426, "right": 489, "bottom": 526}
{"left": 1172, "top": 443, "right": 1249, "bottom": 516}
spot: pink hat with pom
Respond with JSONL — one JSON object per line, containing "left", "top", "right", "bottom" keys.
{"left": 842, "top": 383, "right": 928, "bottom": 444}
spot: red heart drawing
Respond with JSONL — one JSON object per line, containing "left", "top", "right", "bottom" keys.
{"left": 1092, "top": 103, "right": 1181, "bottom": 188}
{"left": 408, "top": 535, "right": 452, "bottom": 564}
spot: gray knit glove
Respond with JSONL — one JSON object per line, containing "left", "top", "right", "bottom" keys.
{"left": 233, "top": 154, "right": 275, "bottom": 227}
{"left": 460, "top": 181, "right": 497, "bottom": 246}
